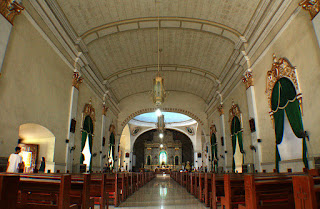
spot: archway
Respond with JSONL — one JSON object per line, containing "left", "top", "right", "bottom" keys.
{"left": 19, "top": 123, "right": 55, "bottom": 173}
{"left": 132, "top": 129, "right": 194, "bottom": 172}
{"left": 80, "top": 115, "right": 94, "bottom": 172}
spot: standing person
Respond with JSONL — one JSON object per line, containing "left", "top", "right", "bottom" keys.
{"left": 39, "top": 157, "right": 46, "bottom": 173}
{"left": 6, "top": 147, "right": 23, "bottom": 173}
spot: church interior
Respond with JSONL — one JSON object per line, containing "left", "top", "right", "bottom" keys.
{"left": 1, "top": 0, "right": 320, "bottom": 208}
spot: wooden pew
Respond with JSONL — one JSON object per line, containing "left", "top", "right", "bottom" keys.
{"left": 292, "top": 175, "right": 320, "bottom": 209}
{"left": 0, "top": 174, "right": 20, "bottom": 209}
{"left": 17, "top": 174, "right": 78, "bottom": 209}
{"left": 211, "top": 173, "right": 224, "bottom": 209}
{"left": 238, "top": 174, "right": 295, "bottom": 209}
{"left": 88, "top": 173, "right": 108, "bottom": 209}
{"left": 204, "top": 173, "right": 212, "bottom": 207}
{"left": 220, "top": 174, "right": 245, "bottom": 209}
{"left": 198, "top": 172, "right": 205, "bottom": 201}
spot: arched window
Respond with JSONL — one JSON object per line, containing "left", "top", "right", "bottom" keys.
{"left": 271, "top": 77, "right": 307, "bottom": 171}
{"left": 174, "top": 156, "right": 179, "bottom": 165}
{"left": 147, "top": 155, "right": 151, "bottom": 165}
{"left": 81, "top": 116, "right": 94, "bottom": 172}
{"left": 159, "top": 151, "right": 167, "bottom": 165}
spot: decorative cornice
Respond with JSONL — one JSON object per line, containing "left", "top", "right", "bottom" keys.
{"left": 229, "top": 101, "right": 241, "bottom": 122}
{"left": 265, "top": 54, "right": 300, "bottom": 111}
{"left": 0, "top": 0, "right": 24, "bottom": 25}
{"left": 242, "top": 71, "right": 254, "bottom": 89}
{"left": 121, "top": 108, "right": 204, "bottom": 127}
{"left": 72, "top": 72, "right": 83, "bottom": 90}
{"left": 218, "top": 104, "right": 224, "bottom": 116}
{"left": 299, "top": 0, "right": 320, "bottom": 19}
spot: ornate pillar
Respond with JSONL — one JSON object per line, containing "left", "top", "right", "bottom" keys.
{"left": 65, "top": 71, "right": 83, "bottom": 172}
{"left": 0, "top": 0, "right": 24, "bottom": 74}
{"left": 100, "top": 99, "right": 108, "bottom": 171}
{"left": 114, "top": 133, "right": 121, "bottom": 172}
{"left": 242, "top": 71, "right": 262, "bottom": 172}
{"left": 300, "top": 0, "right": 320, "bottom": 47}
{"left": 218, "top": 104, "right": 228, "bottom": 172}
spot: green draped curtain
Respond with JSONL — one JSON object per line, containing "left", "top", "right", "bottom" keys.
{"left": 231, "top": 116, "right": 244, "bottom": 172}
{"left": 109, "top": 132, "right": 115, "bottom": 170}
{"left": 271, "top": 78, "right": 308, "bottom": 172}
{"left": 80, "top": 116, "right": 94, "bottom": 171}
{"left": 211, "top": 133, "right": 218, "bottom": 172}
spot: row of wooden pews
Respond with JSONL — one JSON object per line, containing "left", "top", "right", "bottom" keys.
{"left": 171, "top": 169, "right": 320, "bottom": 209}
{"left": 0, "top": 171, "right": 155, "bottom": 209}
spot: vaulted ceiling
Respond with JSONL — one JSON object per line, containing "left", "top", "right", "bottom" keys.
{"left": 25, "top": 0, "right": 289, "bottom": 113}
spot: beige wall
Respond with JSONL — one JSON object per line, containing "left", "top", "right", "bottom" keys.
{"left": 0, "top": 14, "right": 72, "bottom": 168}
{"left": 252, "top": 9, "right": 320, "bottom": 170}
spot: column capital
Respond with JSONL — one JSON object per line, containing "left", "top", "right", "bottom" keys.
{"left": 102, "top": 103, "right": 109, "bottom": 116}
{"left": 72, "top": 72, "right": 83, "bottom": 90}
{"left": 242, "top": 71, "right": 254, "bottom": 89}
{"left": 300, "top": 0, "right": 320, "bottom": 19}
{"left": 0, "top": 0, "right": 24, "bottom": 25}
{"left": 218, "top": 104, "right": 224, "bottom": 116}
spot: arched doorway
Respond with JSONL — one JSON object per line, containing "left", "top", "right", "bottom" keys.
{"left": 19, "top": 123, "right": 55, "bottom": 173}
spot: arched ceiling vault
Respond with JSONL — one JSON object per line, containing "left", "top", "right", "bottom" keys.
{"left": 49, "top": 0, "right": 263, "bottom": 104}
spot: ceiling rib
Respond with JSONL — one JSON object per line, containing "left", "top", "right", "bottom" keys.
{"left": 103, "top": 64, "right": 220, "bottom": 84}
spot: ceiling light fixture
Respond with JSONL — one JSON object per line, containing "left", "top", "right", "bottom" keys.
{"left": 160, "top": 143, "right": 164, "bottom": 147}
{"left": 155, "top": 108, "right": 162, "bottom": 116}
{"left": 152, "top": 0, "right": 166, "bottom": 107}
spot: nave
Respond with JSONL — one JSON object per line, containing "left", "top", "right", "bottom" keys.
{"left": 112, "top": 174, "right": 207, "bottom": 209}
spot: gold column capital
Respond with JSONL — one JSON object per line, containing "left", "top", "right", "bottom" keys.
{"left": 72, "top": 72, "right": 83, "bottom": 90}
{"left": 242, "top": 71, "right": 254, "bottom": 89}
{"left": 300, "top": 0, "right": 320, "bottom": 19}
{"left": 0, "top": 0, "right": 24, "bottom": 25}
{"left": 102, "top": 104, "right": 109, "bottom": 116}
{"left": 218, "top": 104, "right": 224, "bottom": 116}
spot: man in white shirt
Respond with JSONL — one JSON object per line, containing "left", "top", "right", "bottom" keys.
{"left": 6, "top": 147, "right": 23, "bottom": 173}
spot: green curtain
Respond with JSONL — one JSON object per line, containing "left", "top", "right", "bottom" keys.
{"left": 109, "top": 132, "right": 115, "bottom": 170}
{"left": 80, "top": 116, "right": 94, "bottom": 171}
{"left": 211, "top": 133, "right": 218, "bottom": 172}
{"left": 231, "top": 116, "right": 244, "bottom": 172}
{"left": 271, "top": 78, "right": 308, "bottom": 172}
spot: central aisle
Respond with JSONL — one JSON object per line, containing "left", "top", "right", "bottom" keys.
{"left": 110, "top": 174, "right": 207, "bottom": 209}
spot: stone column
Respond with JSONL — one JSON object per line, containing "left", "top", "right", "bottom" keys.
{"left": 65, "top": 72, "right": 83, "bottom": 172}
{"left": 0, "top": 1, "right": 24, "bottom": 73}
{"left": 100, "top": 102, "right": 108, "bottom": 171}
{"left": 242, "top": 71, "right": 262, "bottom": 172}
{"left": 218, "top": 104, "right": 228, "bottom": 172}
{"left": 114, "top": 134, "right": 121, "bottom": 172}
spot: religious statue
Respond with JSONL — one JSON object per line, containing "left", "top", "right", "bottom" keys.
{"left": 185, "top": 161, "right": 191, "bottom": 171}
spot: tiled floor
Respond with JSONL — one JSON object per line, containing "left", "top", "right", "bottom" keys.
{"left": 103, "top": 174, "right": 208, "bottom": 209}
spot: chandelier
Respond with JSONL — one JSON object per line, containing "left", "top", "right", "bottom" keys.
{"left": 152, "top": 0, "right": 166, "bottom": 107}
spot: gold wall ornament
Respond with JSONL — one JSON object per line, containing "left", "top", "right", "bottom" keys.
{"left": 242, "top": 71, "right": 254, "bottom": 89}
{"left": 72, "top": 72, "right": 83, "bottom": 90}
{"left": 300, "top": 0, "right": 320, "bottom": 19}
{"left": 210, "top": 124, "right": 217, "bottom": 135}
{"left": 229, "top": 101, "right": 241, "bottom": 122}
{"left": 218, "top": 104, "right": 224, "bottom": 116}
{"left": 265, "top": 54, "right": 302, "bottom": 114}
{"left": 0, "top": 0, "right": 24, "bottom": 25}
{"left": 83, "top": 99, "right": 96, "bottom": 122}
